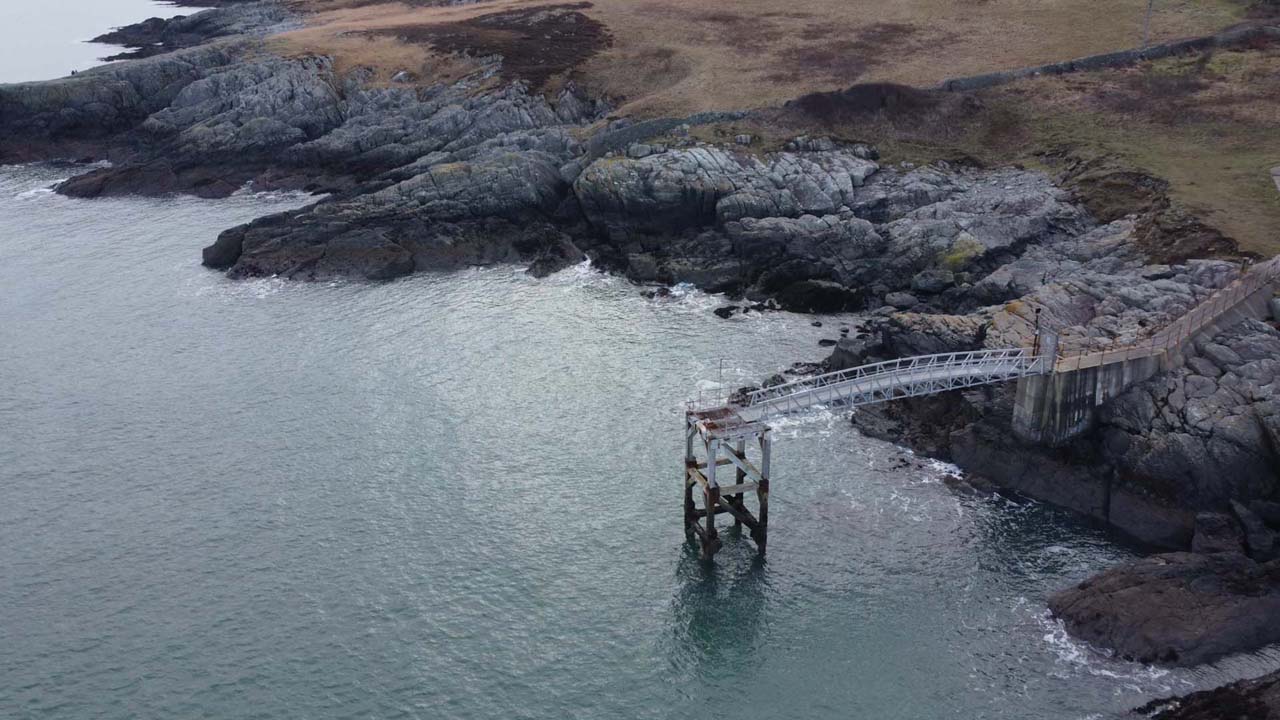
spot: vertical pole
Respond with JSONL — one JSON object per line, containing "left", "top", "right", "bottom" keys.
{"left": 684, "top": 415, "right": 696, "bottom": 532}
{"left": 733, "top": 437, "right": 746, "bottom": 527}
{"left": 754, "top": 430, "right": 771, "bottom": 554}
{"left": 1142, "top": 0, "right": 1154, "bottom": 48}
{"left": 703, "top": 438, "right": 720, "bottom": 559}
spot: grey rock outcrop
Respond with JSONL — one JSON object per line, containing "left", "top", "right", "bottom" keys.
{"left": 1048, "top": 552, "right": 1280, "bottom": 666}
{"left": 1098, "top": 319, "right": 1280, "bottom": 510}
{"left": 92, "top": 1, "right": 293, "bottom": 60}
{"left": 571, "top": 151, "right": 1091, "bottom": 308}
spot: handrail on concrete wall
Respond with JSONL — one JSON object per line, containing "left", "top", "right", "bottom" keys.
{"left": 1051, "top": 257, "right": 1280, "bottom": 373}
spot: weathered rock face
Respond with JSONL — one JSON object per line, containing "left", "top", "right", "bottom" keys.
{"left": 829, "top": 200, "right": 1277, "bottom": 550}
{"left": 1048, "top": 552, "right": 1280, "bottom": 666}
{"left": 1099, "top": 319, "right": 1280, "bottom": 509}
{"left": 91, "top": 1, "right": 293, "bottom": 61}
{"left": 571, "top": 150, "right": 1089, "bottom": 309}
{"left": 0, "top": 43, "right": 241, "bottom": 158}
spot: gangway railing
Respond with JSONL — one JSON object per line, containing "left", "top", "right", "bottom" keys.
{"left": 688, "top": 348, "right": 1047, "bottom": 422}
{"left": 686, "top": 255, "right": 1280, "bottom": 422}
{"left": 1052, "top": 257, "right": 1280, "bottom": 372}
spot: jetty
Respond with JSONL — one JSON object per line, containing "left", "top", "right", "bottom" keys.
{"left": 684, "top": 258, "right": 1280, "bottom": 559}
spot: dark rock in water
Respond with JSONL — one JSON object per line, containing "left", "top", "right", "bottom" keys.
{"left": 641, "top": 287, "right": 671, "bottom": 299}
{"left": 202, "top": 226, "right": 246, "bottom": 270}
{"left": 827, "top": 334, "right": 884, "bottom": 370}
{"left": 713, "top": 305, "right": 739, "bottom": 319}
{"left": 1048, "top": 552, "right": 1280, "bottom": 666}
{"left": 1134, "top": 668, "right": 1280, "bottom": 718}
{"left": 90, "top": 3, "right": 290, "bottom": 61}
{"left": 774, "top": 280, "right": 863, "bottom": 313}
{"left": 818, "top": 338, "right": 837, "bottom": 347}
{"left": 1191, "top": 512, "right": 1246, "bottom": 554}
{"left": 811, "top": 321, "right": 823, "bottom": 327}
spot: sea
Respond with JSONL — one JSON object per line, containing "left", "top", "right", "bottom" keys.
{"left": 3, "top": 5, "right": 1279, "bottom": 718}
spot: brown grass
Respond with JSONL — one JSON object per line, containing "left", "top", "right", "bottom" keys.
{"left": 272, "top": 0, "right": 1250, "bottom": 115}
{"left": 770, "top": 44, "right": 1280, "bottom": 256}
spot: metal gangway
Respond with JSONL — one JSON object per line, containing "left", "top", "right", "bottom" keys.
{"left": 690, "top": 347, "right": 1048, "bottom": 424}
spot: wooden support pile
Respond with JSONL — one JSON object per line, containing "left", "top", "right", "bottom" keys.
{"left": 684, "top": 408, "right": 771, "bottom": 560}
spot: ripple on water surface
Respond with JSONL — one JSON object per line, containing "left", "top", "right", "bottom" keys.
{"left": 1, "top": 163, "right": 1277, "bottom": 719}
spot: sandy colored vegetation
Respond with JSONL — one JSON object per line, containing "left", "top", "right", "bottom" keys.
{"left": 266, "top": 0, "right": 1276, "bottom": 255}
{"left": 273, "top": 0, "right": 1250, "bottom": 114}
{"left": 732, "top": 40, "right": 1280, "bottom": 257}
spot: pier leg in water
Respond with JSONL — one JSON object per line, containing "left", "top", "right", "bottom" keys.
{"left": 732, "top": 438, "right": 747, "bottom": 528}
{"left": 703, "top": 440, "right": 722, "bottom": 559}
{"left": 753, "top": 432, "right": 770, "bottom": 554}
{"left": 684, "top": 416, "right": 697, "bottom": 531}
{"left": 682, "top": 409, "right": 771, "bottom": 559}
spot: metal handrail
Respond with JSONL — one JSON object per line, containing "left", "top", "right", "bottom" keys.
{"left": 1053, "top": 256, "right": 1280, "bottom": 372}
{"left": 687, "top": 348, "right": 1045, "bottom": 415}
{"left": 745, "top": 348, "right": 1037, "bottom": 405}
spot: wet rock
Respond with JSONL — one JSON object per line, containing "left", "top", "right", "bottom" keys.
{"left": 90, "top": 2, "right": 291, "bottom": 61}
{"left": 774, "top": 280, "right": 863, "bottom": 313}
{"left": 1134, "top": 669, "right": 1280, "bottom": 719}
{"left": 1048, "top": 552, "right": 1280, "bottom": 666}
{"left": 818, "top": 338, "right": 838, "bottom": 347}
{"left": 713, "top": 305, "right": 739, "bottom": 319}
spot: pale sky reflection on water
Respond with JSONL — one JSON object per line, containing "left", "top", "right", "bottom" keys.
{"left": 0, "top": 0, "right": 198, "bottom": 83}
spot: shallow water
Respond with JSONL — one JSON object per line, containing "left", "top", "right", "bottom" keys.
{"left": 0, "top": 1, "right": 197, "bottom": 83}
{"left": 4, "top": 164, "right": 1279, "bottom": 719}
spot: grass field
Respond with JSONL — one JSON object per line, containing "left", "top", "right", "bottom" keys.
{"left": 722, "top": 41, "right": 1280, "bottom": 257}
{"left": 270, "top": 0, "right": 1277, "bottom": 256}
{"left": 276, "top": 0, "right": 1251, "bottom": 115}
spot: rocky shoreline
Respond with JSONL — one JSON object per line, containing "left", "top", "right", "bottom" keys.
{"left": 4, "top": 1, "right": 1280, "bottom": 714}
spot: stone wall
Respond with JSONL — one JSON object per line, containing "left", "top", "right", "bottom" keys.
{"left": 938, "top": 25, "right": 1280, "bottom": 93}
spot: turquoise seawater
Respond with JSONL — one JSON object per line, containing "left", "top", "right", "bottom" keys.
{"left": 5, "top": 164, "right": 1279, "bottom": 719}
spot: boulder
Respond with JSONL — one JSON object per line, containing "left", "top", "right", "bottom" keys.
{"left": 884, "top": 291, "right": 919, "bottom": 309}
{"left": 826, "top": 334, "right": 883, "bottom": 370}
{"left": 1048, "top": 552, "right": 1280, "bottom": 666}
{"left": 1190, "top": 512, "right": 1245, "bottom": 554}
{"left": 911, "top": 269, "right": 955, "bottom": 294}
